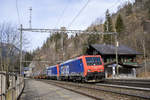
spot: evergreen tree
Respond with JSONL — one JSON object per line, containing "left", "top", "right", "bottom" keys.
{"left": 103, "top": 9, "right": 114, "bottom": 44}
{"left": 93, "top": 26, "right": 97, "bottom": 32}
{"left": 115, "top": 14, "right": 125, "bottom": 34}
{"left": 104, "top": 9, "right": 113, "bottom": 32}
{"left": 87, "top": 34, "right": 100, "bottom": 45}
{"left": 144, "top": 0, "right": 150, "bottom": 10}
{"left": 24, "top": 52, "right": 33, "bottom": 67}
{"left": 126, "top": 2, "right": 132, "bottom": 16}
{"left": 148, "top": 8, "right": 150, "bottom": 20}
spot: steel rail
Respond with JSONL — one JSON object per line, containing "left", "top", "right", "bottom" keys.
{"left": 39, "top": 79, "right": 150, "bottom": 100}
{"left": 96, "top": 83, "right": 150, "bottom": 91}
{"left": 46, "top": 81, "right": 104, "bottom": 100}
{"left": 104, "top": 79, "right": 150, "bottom": 88}
{"left": 38, "top": 79, "right": 103, "bottom": 100}
{"left": 105, "top": 79, "right": 150, "bottom": 82}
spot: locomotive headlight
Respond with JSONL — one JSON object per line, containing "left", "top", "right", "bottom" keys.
{"left": 88, "top": 69, "right": 91, "bottom": 72}
{"left": 99, "top": 69, "right": 103, "bottom": 72}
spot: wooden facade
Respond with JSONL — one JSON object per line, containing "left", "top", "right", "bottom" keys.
{"left": 86, "top": 44, "right": 142, "bottom": 78}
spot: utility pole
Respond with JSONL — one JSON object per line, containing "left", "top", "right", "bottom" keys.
{"left": 115, "top": 33, "right": 119, "bottom": 76}
{"left": 20, "top": 24, "right": 23, "bottom": 75}
{"left": 107, "top": 19, "right": 109, "bottom": 32}
{"left": 0, "top": 42, "right": 3, "bottom": 71}
{"left": 29, "top": 7, "right": 32, "bottom": 28}
{"left": 143, "top": 39, "right": 147, "bottom": 77}
{"left": 61, "top": 34, "right": 64, "bottom": 62}
{"left": 60, "top": 27, "right": 66, "bottom": 62}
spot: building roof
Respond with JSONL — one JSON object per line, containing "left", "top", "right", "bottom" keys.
{"left": 90, "top": 44, "right": 142, "bottom": 55}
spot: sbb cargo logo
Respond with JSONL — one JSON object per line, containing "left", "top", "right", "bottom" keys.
{"left": 47, "top": 70, "right": 52, "bottom": 76}
{"left": 61, "top": 65, "right": 69, "bottom": 76}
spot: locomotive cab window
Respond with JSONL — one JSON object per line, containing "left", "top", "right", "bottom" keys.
{"left": 86, "top": 57, "right": 102, "bottom": 66}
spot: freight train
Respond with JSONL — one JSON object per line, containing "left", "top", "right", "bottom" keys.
{"left": 34, "top": 55, "right": 105, "bottom": 82}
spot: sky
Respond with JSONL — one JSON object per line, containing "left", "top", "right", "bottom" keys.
{"left": 0, "top": 0, "right": 134, "bottom": 52}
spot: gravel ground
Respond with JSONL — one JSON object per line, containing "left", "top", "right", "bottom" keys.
{"left": 45, "top": 80, "right": 149, "bottom": 100}
{"left": 20, "top": 79, "right": 94, "bottom": 100}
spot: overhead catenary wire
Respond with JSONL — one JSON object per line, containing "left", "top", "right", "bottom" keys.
{"left": 91, "top": 0, "right": 124, "bottom": 32}
{"left": 29, "top": 7, "right": 32, "bottom": 28}
{"left": 55, "top": 0, "right": 69, "bottom": 28}
{"left": 67, "top": 0, "right": 123, "bottom": 29}
{"left": 16, "top": 0, "right": 21, "bottom": 25}
{"left": 68, "top": 0, "right": 91, "bottom": 28}
{"left": 100, "top": 0, "right": 122, "bottom": 20}
{"left": 106, "top": 0, "right": 132, "bottom": 15}
{"left": 108, "top": 0, "right": 121, "bottom": 11}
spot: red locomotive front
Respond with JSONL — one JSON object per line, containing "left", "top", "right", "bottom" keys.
{"left": 80, "top": 55, "right": 105, "bottom": 81}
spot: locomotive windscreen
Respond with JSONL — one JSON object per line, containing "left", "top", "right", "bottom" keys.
{"left": 86, "top": 57, "right": 102, "bottom": 66}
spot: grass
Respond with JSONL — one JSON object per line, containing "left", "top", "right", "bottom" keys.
{"left": 6, "top": 90, "right": 16, "bottom": 100}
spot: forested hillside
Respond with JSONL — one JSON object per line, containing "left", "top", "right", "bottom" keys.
{"left": 32, "top": 32, "right": 104, "bottom": 72}
{"left": 32, "top": 0, "right": 150, "bottom": 75}
{"left": 87, "top": 0, "right": 150, "bottom": 57}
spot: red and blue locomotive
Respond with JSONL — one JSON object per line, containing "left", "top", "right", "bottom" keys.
{"left": 42, "top": 55, "right": 105, "bottom": 82}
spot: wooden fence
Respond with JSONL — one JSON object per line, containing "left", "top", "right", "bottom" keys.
{"left": 0, "top": 71, "right": 24, "bottom": 100}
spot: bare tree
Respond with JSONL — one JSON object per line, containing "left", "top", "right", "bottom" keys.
{"left": 0, "top": 22, "right": 28, "bottom": 72}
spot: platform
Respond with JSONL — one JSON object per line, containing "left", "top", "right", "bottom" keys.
{"left": 20, "top": 79, "right": 94, "bottom": 100}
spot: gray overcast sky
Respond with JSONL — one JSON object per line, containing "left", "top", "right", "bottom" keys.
{"left": 0, "top": 0, "right": 134, "bottom": 51}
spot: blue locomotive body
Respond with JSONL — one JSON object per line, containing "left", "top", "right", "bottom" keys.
{"left": 59, "top": 58, "right": 84, "bottom": 80}
{"left": 47, "top": 65, "right": 57, "bottom": 79}
{"left": 38, "top": 55, "right": 105, "bottom": 82}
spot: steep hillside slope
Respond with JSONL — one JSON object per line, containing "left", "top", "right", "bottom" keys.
{"left": 32, "top": 1, "right": 150, "bottom": 77}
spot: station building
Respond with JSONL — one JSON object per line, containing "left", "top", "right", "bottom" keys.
{"left": 86, "top": 44, "right": 142, "bottom": 78}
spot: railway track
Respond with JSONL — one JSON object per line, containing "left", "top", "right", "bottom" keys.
{"left": 38, "top": 79, "right": 150, "bottom": 100}
{"left": 104, "top": 79, "right": 150, "bottom": 88}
